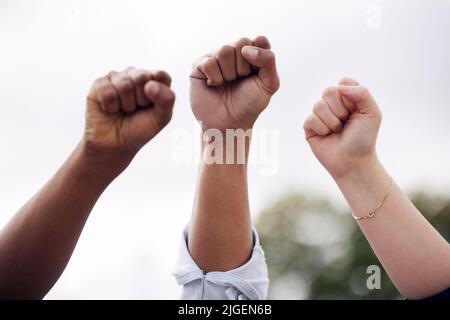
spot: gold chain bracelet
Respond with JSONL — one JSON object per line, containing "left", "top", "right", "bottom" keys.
{"left": 352, "top": 177, "right": 394, "bottom": 221}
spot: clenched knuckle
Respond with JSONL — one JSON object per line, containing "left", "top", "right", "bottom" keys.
{"left": 117, "top": 79, "right": 133, "bottom": 94}
{"left": 313, "top": 101, "right": 324, "bottom": 114}
{"left": 135, "top": 71, "right": 151, "bottom": 86}
{"left": 322, "top": 87, "right": 336, "bottom": 99}
{"left": 100, "top": 89, "right": 116, "bottom": 103}
{"left": 219, "top": 45, "right": 234, "bottom": 58}
{"left": 238, "top": 37, "right": 252, "bottom": 46}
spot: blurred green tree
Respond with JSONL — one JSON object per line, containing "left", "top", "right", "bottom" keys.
{"left": 256, "top": 192, "right": 450, "bottom": 299}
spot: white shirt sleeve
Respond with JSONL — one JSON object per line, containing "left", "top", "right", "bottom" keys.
{"left": 172, "top": 226, "right": 269, "bottom": 300}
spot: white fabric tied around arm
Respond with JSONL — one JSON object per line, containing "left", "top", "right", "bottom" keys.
{"left": 172, "top": 226, "right": 269, "bottom": 300}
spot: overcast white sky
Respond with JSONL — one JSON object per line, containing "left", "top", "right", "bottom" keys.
{"left": 1, "top": 0, "right": 450, "bottom": 299}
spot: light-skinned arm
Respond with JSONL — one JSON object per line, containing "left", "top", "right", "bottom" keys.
{"left": 303, "top": 77, "right": 450, "bottom": 299}
{"left": 0, "top": 68, "right": 175, "bottom": 299}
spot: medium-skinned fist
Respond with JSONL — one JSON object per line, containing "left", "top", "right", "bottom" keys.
{"left": 190, "top": 36, "right": 280, "bottom": 131}
{"left": 303, "top": 78, "right": 382, "bottom": 179}
{"left": 84, "top": 67, "right": 175, "bottom": 161}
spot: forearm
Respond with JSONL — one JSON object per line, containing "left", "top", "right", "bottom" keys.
{"left": 188, "top": 133, "right": 253, "bottom": 272}
{"left": 0, "top": 140, "right": 122, "bottom": 299}
{"left": 186, "top": 35, "right": 279, "bottom": 273}
{"left": 335, "top": 155, "right": 450, "bottom": 299}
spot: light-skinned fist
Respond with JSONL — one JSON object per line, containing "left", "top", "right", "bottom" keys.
{"left": 303, "top": 78, "right": 382, "bottom": 179}
{"left": 84, "top": 67, "right": 175, "bottom": 164}
{"left": 190, "top": 36, "right": 280, "bottom": 131}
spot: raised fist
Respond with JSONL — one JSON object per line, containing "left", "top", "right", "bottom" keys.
{"left": 85, "top": 67, "right": 175, "bottom": 157}
{"left": 303, "top": 78, "right": 382, "bottom": 179}
{"left": 190, "top": 36, "right": 280, "bottom": 131}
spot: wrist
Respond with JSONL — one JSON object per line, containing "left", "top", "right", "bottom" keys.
{"left": 197, "top": 116, "right": 257, "bottom": 134}
{"left": 200, "top": 127, "right": 252, "bottom": 166}
{"left": 332, "top": 153, "right": 380, "bottom": 184}
{"left": 333, "top": 154, "right": 392, "bottom": 218}
{"left": 77, "top": 138, "right": 135, "bottom": 183}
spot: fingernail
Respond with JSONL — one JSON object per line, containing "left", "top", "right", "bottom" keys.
{"left": 243, "top": 46, "right": 258, "bottom": 58}
{"left": 148, "top": 82, "right": 160, "bottom": 95}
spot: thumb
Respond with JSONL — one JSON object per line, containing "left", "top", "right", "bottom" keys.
{"left": 339, "top": 85, "right": 381, "bottom": 116}
{"left": 241, "top": 46, "right": 280, "bottom": 95}
{"left": 144, "top": 81, "right": 175, "bottom": 123}
{"left": 128, "top": 81, "right": 175, "bottom": 141}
